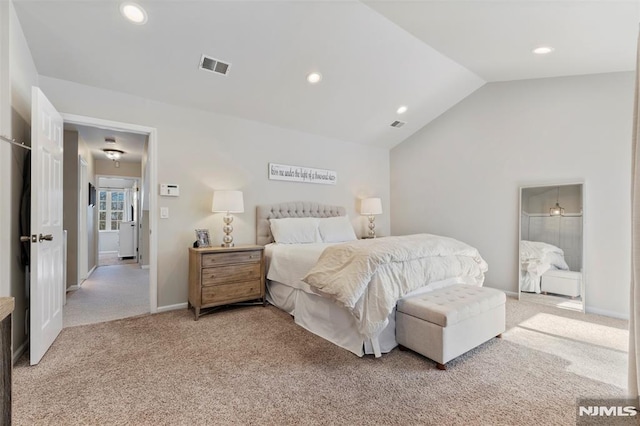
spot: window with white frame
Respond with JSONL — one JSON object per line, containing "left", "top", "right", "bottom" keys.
{"left": 98, "top": 190, "right": 125, "bottom": 231}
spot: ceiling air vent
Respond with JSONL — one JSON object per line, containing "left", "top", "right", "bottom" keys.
{"left": 105, "top": 137, "right": 116, "bottom": 144}
{"left": 390, "top": 120, "right": 406, "bottom": 128}
{"left": 199, "top": 54, "right": 231, "bottom": 76}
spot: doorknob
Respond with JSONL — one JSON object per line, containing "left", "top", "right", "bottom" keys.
{"left": 38, "top": 233, "right": 53, "bottom": 242}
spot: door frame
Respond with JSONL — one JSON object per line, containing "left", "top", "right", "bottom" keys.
{"left": 62, "top": 113, "right": 158, "bottom": 313}
{"left": 96, "top": 174, "right": 140, "bottom": 263}
{"left": 78, "top": 156, "right": 88, "bottom": 284}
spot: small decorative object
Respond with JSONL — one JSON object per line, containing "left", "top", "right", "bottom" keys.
{"left": 195, "top": 229, "right": 211, "bottom": 248}
{"left": 212, "top": 190, "right": 244, "bottom": 247}
{"left": 360, "top": 197, "right": 382, "bottom": 238}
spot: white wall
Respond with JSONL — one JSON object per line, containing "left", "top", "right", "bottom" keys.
{"left": 1, "top": 1, "right": 40, "bottom": 356}
{"left": 98, "top": 231, "right": 118, "bottom": 253}
{"left": 95, "top": 159, "right": 141, "bottom": 177}
{"left": 39, "top": 76, "right": 391, "bottom": 308}
{"left": 522, "top": 185, "right": 582, "bottom": 215}
{"left": 77, "top": 132, "right": 97, "bottom": 272}
{"left": 391, "top": 72, "right": 632, "bottom": 318}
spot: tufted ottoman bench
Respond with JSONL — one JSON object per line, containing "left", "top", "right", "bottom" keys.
{"left": 396, "top": 284, "right": 506, "bottom": 370}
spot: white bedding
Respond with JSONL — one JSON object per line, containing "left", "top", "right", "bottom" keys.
{"left": 264, "top": 240, "right": 472, "bottom": 357}
{"left": 520, "top": 240, "right": 569, "bottom": 293}
{"left": 302, "top": 234, "right": 488, "bottom": 342}
{"left": 265, "top": 243, "right": 336, "bottom": 293}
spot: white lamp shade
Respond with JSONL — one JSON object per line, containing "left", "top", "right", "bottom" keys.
{"left": 212, "top": 190, "right": 244, "bottom": 213}
{"left": 361, "top": 197, "right": 382, "bottom": 215}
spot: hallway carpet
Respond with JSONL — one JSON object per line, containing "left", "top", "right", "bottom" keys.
{"left": 98, "top": 252, "right": 138, "bottom": 266}
{"left": 64, "top": 263, "right": 149, "bottom": 328}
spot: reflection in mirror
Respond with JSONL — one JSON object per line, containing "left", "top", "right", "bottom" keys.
{"left": 519, "top": 183, "right": 584, "bottom": 312}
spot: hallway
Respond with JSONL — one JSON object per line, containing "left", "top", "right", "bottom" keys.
{"left": 98, "top": 252, "right": 138, "bottom": 266}
{"left": 64, "top": 264, "right": 149, "bottom": 328}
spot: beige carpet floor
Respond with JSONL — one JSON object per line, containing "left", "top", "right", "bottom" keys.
{"left": 521, "top": 292, "right": 583, "bottom": 312}
{"left": 99, "top": 252, "right": 138, "bottom": 266}
{"left": 64, "top": 264, "right": 149, "bottom": 328}
{"left": 14, "top": 297, "right": 627, "bottom": 425}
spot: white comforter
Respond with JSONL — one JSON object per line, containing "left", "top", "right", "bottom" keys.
{"left": 302, "top": 234, "right": 488, "bottom": 340}
{"left": 520, "top": 240, "right": 569, "bottom": 293}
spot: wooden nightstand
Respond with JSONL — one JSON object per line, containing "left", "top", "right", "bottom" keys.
{"left": 188, "top": 245, "right": 265, "bottom": 320}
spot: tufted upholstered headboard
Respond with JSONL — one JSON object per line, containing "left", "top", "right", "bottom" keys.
{"left": 256, "top": 201, "right": 346, "bottom": 246}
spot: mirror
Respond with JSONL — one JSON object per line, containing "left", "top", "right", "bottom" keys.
{"left": 519, "top": 183, "right": 585, "bottom": 312}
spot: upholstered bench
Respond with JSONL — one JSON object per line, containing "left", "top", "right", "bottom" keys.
{"left": 541, "top": 270, "right": 582, "bottom": 297}
{"left": 396, "top": 284, "right": 506, "bottom": 370}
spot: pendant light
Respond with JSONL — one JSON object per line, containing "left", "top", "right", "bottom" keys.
{"left": 549, "top": 186, "right": 565, "bottom": 216}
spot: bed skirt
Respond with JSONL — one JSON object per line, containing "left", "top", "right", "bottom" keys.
{"left": 266, "top": 280, "right": 398, "bottom": 357}
{"left": 266, "top": 277, "right": 466, "bottom": 357}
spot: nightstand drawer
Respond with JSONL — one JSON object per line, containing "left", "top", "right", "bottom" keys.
{"left": 189, "top": 245, "right": 265, "bottom": 320}
{"left": 202, "top": 250, "right": 261, "bottom": 267}
{"left": 201, "top": 263, "right": 261, "bottom": 286}
{"left": 201, "top": 280, "right": 262, "bottom": 304}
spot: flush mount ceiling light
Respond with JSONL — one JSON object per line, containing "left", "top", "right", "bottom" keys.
{"left": 120, "top": 2, "right": 147, "bottom": 25}
{"left": 306, "top": 72, "right": 322, "bottom": 84}
{"left": 103, "top": 148, "right": 125, "bottom": 161}
{"left": 533, "top": 46, "right": 554, "bottom": 55}
{"left": 396, "top": 106, "right": 408, "bottom": 114}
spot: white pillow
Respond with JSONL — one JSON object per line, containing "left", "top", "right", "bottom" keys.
{"left": 318, "top": 216, "right": 357, "bottom": 243}
{"left": 270, "top": 217, "right": 321, "bottom": 244}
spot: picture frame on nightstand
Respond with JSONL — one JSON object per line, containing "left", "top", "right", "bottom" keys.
{"left": 195, "top": 229, "right": 211, "bottom": 247}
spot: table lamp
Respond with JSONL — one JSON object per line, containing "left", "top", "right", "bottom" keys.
{"left": 212, "top": 190, "right": 244, "bottom": 247}
{"left": 360, "top": 197, "right": 382, "bottom": 238}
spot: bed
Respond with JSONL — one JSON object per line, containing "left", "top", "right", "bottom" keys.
{"left": 519, "top": 240, "right": 569, "bottom": 294}
{"left": 257, "top": 202, "right": 489, "bottom": 357}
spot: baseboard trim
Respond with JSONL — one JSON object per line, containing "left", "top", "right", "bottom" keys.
{"left": 141, "top": 264, "right": 150, "bottom": 270}
{"left": 586, "top": 306, "right": 629, "bottom": 320}
{"left": 13, "top": 340, "right": 27, "bottom": 365}
{"left": 86, "top": 265, "right": 96, "bottom": 278}
{"left": 157, "top": 302, "right": 188, "bottom": 313}
{"left": 483, "top": 285, "right": 518, "bottom": 298}
{"left": 66, "top": 284, "right": 79, "bottom": 292}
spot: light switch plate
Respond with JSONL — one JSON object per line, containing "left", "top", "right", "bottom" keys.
{"left": 160, "top": 207, "right": 169, "bottom": 219}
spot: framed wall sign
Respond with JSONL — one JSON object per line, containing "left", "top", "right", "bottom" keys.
{"left": 268, "top": 163, "right": 337, "bottom": 185}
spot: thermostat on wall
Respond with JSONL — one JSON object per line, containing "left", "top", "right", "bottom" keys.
{"left": 160, "top": 183, "right": 180, "bottom": 197}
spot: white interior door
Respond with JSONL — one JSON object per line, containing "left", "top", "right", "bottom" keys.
{"left": 30, "top": 87, "right": 64, "bottom": 365}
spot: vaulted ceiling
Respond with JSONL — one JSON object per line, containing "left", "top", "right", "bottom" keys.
{"left": 13, "top": 1, "right": 638, "bottom": 151}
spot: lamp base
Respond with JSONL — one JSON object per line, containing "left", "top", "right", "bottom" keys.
{"left": 221, "top": 214, "right": 235, "bottom": 248}
{"left": 367, "top": 215, "right": 376, "bottom": 238}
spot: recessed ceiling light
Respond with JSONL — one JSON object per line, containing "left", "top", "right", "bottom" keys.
{"left": 533, "top": 46, "right": 554, "bottom": 55}
{"left": 120, "top": 2, "right": 147, "bottom": 25}
{"left": 307, "top": 72, "right": 322, "bottom": 84}
{"left": 396, "top": 106, "right": 408, "bottom": 114}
